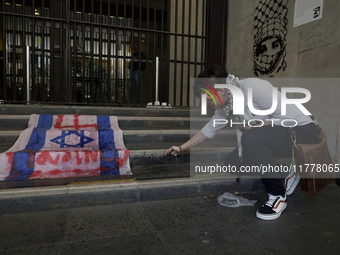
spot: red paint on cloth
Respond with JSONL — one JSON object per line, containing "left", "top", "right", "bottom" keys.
{"left": 85, "top": 151, "right": 98, "bottom": 164}
{"left": 30, "top": 168, "right": 102, "bottom": 179}
{"left": 119, "top": 150, "right": 129, "bottom": 167}
{"left": 62, "top": 152, "right": 72, "bottom": 163}
{"left": 54, "top": 115, "right": 98, "bottom": 130}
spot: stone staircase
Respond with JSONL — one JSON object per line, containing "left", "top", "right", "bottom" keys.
{"left": 0, "top": 104, "right": 237, "bottom": 188}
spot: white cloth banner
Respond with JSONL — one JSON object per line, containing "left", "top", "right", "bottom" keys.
{"left": 0, "top": 114, "right": 131, "bottom": 180}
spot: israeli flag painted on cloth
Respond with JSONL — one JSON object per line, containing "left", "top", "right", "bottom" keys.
{"left": 0, "top": 114, "right": 131, "bottom": 181}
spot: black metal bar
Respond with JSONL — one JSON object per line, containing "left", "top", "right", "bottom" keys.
{"left": 22, "top": 0, "right": 26, "bottom": 14}
{"left": 153, "top": 0, "right": 156, "bottom": 30}
{"left": 82, "top": 0, "right": 85, "bottom": 21}
{"left": 193, "top": 0, "right": 198, "bottom": 106}
{"left": 144, "top": 0, "right": 149, "bottom": 104}
{"left": 31, "top": 0, "right": 36, "bottom": 101}
{"left": 194, "top": 0, "right": 198, "bottom": 77}
{"left": 160, "top": 0, "right": 164, "bottom": 103}
{"left": 82, "top": 0, "right": 86, "bottom": 103}
{"left": 73, "top": 0, "right": 76, "bottom": 20}
{"left": 12, "top": 15, "right": 17, "bottom": 101}
{"left": 204, "top": 0, "right": 210, "bottom": 67}
{"left": 72, "top": 0, "right": 77, "bottom": 103}
{"left": 50, "top": 0, "right": 54, "bottom": 18}
{"left": 200, "top": 0, "right": 205, "bottom": 71}
{"left": 187, "top": 0, "right": 192, "bottom": 105}
{"left": 50, "top": 18, "right": 54, "bottom": 102}
{"left": 90, "top": 25, "right": 95, "bottom": 103}
{"left": 173, "top": 0, "right": 178, "bottom": 106}
{"left": 138, "top": 1, "right": 142, "bottom": 105}
{"left": 107, "top": 0, "right": 111, "bottom": 103}
{"left": 56, "top": 5, "right": 64, "bottom": 102}
{"left": 71, "top": 11, "right": 75, "bottom": 102}
{"left": 22, "top": 14, "right": 27, "bottom": 102}
{"left": 82, "top": 24, "right": 86, "bottom": 104}
{"left": 73, "top": 23, "right": 77, "bottom": 102}
{"left": 59, "top": 23, "right": 64, "bottom": 102}
{"left": 65, "top": 0, "right": 71, "bottom": 103}
{"left": 147, "top": 0, "right": 150, "bottom": 29}
{"left": 99, "top": 0, "right": 102, "bottom": 23}
{"left": 139, "top": 0, "right": 142, "bottom": 29}
{"left": 1, "top": 5, "right": 10, "bottom": 98}
{"left": 130, "top": 0, "right": 135, "bottom": 105}
{"left": 122, "top": 28, "right": 126, "bottom": 105}
{"left": 168, "top": 59, "right": 206, "bottom": 65}
{"left": 131, "top": 0, "right": 134, "bottom": 28}
{"left": 99, "top": 0, "right": 103, "bottom": 103}
{"left": 153, "top": 0, "right": 156, "bottom": 104}
{"left": 166, "top": 0, "right": 171, "bottom": 104}
{"left": 138, "top": 30, "right": 142, "bottom": 105}
{"left": 61, "top": 0, "right": 64, "bottom": 19}
{"left": 146, "top": 0, "right": 149, "bottom": 78}
{"left": 15, "top": 12, "right": 26, "bottom": 101}
{"left": 122, "top": 2, "right": 129, "bottom": 105}
{"left": 180, "top": 0, "right": 185, "bottom": 106}
{"left": 107, "top": 26, "right": 111, "bottom": 104}
{"left": 114, "top": 0, "right": 119, "bottom": 103}
{"left": 123, "top": 0, "right": 126, "bottom": 24}
{"left": 2, "top": 13, "right": 7, "bottom": 101}
{"left": 12, "top": 0, "right": 20, "bottom": 98}
{"left": 223, "top": 0, "right": 228, "bottom": 68}
{"left": 12, "top": 0, "right": 17, "bottom": 98}
{"left": 90, "top": 0, "right": 94, "bottom": 103}
{"left": 41, "top": 17, "right": 46, "bottom": 102}
{"left": 0, "top": 11, "right": 67, "bottom": 21}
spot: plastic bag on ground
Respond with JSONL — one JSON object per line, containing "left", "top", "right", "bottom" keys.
{"left": 217, "top": 192, "right": 257, "bottom": 208}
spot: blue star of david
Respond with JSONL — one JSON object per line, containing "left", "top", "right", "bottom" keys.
{"left": 50, "top": 130, "right": 94, "bottom": 148}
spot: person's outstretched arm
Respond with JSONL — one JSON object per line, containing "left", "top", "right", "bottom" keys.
{"left": 164, "top": 130, "right": 208, "bottom": 156}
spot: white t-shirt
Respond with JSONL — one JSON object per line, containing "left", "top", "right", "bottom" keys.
{"left": 201, "top": 78, "right": 313, "bottom": 139}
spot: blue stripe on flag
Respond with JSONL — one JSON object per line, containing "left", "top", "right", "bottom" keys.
{"left": 97, "top": 116, "right": 120, "bottom": 176}
{"left": 6, "top": 115, "right": 53, "bottom": 180}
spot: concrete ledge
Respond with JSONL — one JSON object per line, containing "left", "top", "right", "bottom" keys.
{"left": 0, "top": 186, "right": 69, "bottom": 199}
{"left": 129, "top": 147, "right": 235, "bottom": 166}
{"left": 0, "top": 104, "right": 194, "bottom": 117}
{"left": 0, "top": 115, "right": 209, "bottom": 121}
{"left": 0, "top": 130, "right": 236, "bottom": 146}
{"left": 0, "top": 116, "right": 210, "bottom": 131}
{"left": 0, "top": 176, "right": 260, "bottom": 214}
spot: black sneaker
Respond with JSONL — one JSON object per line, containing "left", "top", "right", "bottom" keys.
{"left": 256, "top": 194, "right": 287, "bottom": 220}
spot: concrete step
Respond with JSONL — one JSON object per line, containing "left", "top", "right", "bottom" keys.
{"left": 0, "top": 129, "right": 237, "bottom": 147}
{"left": 0, "top": 104, "right": 201, "bottom": 117}
{"left": 129, "top": 146, "right": 234, "bottom": 166}
{"left": 0, "top": 175, "right": 260, "bottom": 214}
{"left": 0, "top": 164, "right": 193, "bottom": 190}
{"left": 0, "top": 106, "right": 239, "bottom": 185}
{"left": 0, "top": 137, "right": 234, "bottom": 167}
{"left": 0, "top": 115, "right": 211, "bottom": 130}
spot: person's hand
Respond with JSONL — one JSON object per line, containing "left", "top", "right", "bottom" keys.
{"left": 165, "top": 146, "right": 182, "bottom": 156}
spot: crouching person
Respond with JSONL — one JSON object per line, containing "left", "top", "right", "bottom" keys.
{"left": 165, "top": 65, "right": 317, "bottom": 220}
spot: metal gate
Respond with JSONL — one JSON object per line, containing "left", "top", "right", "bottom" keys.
{"left": 0, "top": 0, "right": 226, "bottom": 106}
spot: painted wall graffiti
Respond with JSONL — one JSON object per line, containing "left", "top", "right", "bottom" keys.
{"left": 253, "top": 0, "right": 289, "bottom": 76}
{"left": 0, "top": 114, "right": 131, "bottom": 180}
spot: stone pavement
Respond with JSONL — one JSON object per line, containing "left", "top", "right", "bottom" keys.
{"left": 0, "top": 182, "right": 339, "bottom": 255}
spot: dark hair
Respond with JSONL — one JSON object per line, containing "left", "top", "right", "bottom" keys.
{"left": 194, "top": 65, "right": 228, "bottom": 97}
